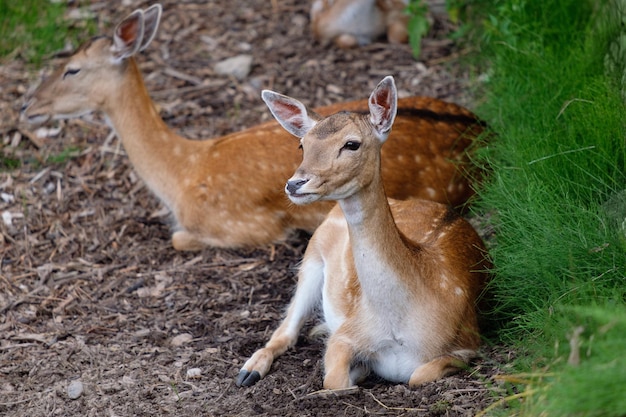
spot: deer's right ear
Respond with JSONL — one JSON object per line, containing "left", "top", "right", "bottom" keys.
{"left": 368, "top": 75, "right": 397, "bottom": 141}
{"left": 111, "top": 9, "right": 145, "bottom": 62}
{"left": 261, "top": 90, "right": 318, "bottom": 138}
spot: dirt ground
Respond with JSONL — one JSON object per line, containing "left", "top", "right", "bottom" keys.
{"left": 1, "top": 1, "right": 511, "bottom": 416}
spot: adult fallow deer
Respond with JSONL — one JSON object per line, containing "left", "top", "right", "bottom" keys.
{"left": 21, "top": 4, "right": 484, "bottom": 251}
{"left": 237, "top": 76, "right": 490, "bottom": 389}
{"left": 311, "top": 0, "right": 409, "bottom": 48}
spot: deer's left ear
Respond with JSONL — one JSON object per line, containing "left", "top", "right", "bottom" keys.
{"left": 368, "top": 76, "right": 397, "bottom": 142}
{"left": 112, "top": 9, "right": 145, "bottom": 61}
{"left": 262, "top": 90, "right": 321, "bottom": 138}
{"left": 139, "top": 4, "right": 162, "bottom": 52}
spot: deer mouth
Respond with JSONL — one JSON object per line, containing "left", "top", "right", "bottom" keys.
{"left": 20, "top": 111, "right": 51, "bottom": 125}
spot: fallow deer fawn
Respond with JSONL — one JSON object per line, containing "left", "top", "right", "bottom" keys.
{"left": 237, "top": 76, "right": 489, "bottom": 389}
{"left": 21, "top": 4, "right": 485, "bottom": 251}
{"left": 311, "top": 0, "right": 409, "bottom": 48}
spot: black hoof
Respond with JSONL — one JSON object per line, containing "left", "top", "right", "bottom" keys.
{"left": 236, "top": 369, "right": 261, "bottom": 387}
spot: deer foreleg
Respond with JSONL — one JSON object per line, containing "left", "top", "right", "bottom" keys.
{"left": 237, "top": 255, "right": 324, "bottom": 386}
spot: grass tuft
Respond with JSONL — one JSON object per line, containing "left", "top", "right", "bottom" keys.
{"left": 524, "top": 306, "right": 626, "bottom": 416}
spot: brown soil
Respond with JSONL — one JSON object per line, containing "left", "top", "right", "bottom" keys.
{"left": 1, "top": 1, "right": 509, "bottom": 416}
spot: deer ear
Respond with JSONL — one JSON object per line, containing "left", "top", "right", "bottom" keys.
{"left": 368, "top": 76, "right": 397, "bottom": 141}
{"left": 261, "top": 90, "right": 319, "bottom": 138}
{"left": 111, "top": 9, "right": 145, "bottom": 61}
{"left": 139, "top": 4, "right": 162, "bottom": 51}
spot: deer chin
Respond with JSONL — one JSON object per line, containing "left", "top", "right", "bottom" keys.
{"left": 51, "top": 110, "right": 94, "bottom": 120}
{"left": 287, "top": 191, "right": 321, "bottom": 205}
{"left": 21, "top": 108, "right": 93, "bottom": 126}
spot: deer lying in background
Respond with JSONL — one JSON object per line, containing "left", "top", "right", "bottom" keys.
{"left": 311, "top": 0, "right": 409, "bottom": 48}
{"left": 21, "top": 4, "right": 485, "bottom": 251}
{"left": 237, "top": 76, "right": 489, "bottom": 389}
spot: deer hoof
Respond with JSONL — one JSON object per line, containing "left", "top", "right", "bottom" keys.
{"left": 236, "top": 369, "right": 261, "bottom": 387}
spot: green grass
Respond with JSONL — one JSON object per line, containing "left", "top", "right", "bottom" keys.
{"left": 46, "top": 146, "right": 82, "bottom": 165}
{"left": 0, "top": 0, "right": 94, "bottom": 65}
{"left": 1, "top": 143, "right": 83, "bottom": 172}
{"left": 471, "top": 0, "right": 626, "bottom": 414}
{"left": 0, "top": 155, "right": 21, "bottom": 171}
{"left": 1, "top": 1, "right": 95, "bottom": 171}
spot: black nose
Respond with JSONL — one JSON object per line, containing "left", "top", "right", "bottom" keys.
{"left": 286, "top": 179, "right": 308, "bottom": 194}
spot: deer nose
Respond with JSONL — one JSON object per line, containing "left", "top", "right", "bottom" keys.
{"left": 286, "top": 178, "right": 308, "bottom": 195}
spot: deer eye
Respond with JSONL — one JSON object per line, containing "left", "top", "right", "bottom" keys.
{"left": 342, "top": 141, "right": 361, "bottom": 151}
{"left": 63, "top": 68, "right": 81, "bottom": 79}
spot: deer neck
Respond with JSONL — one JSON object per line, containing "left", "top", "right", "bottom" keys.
{"left": 102, "top": 59, "right": 192, "bottom": 210}
{"left": 338, "top": 175, "right": 420, "bottom": 304}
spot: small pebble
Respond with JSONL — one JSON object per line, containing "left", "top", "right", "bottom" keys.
{"left": 171, "top": 333, "right": 193, "bottom": 347}
{"left": 67, "top": 380, "right": 83, "bottom": 400}
{"left": 214, "top": 54, "right": 253, "bottom": 80}
{"left": 1, "top": 211, "right": 12, "bottom": 227}
{"left": 186, "top": 368, "right": 202, "bottom": 378}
